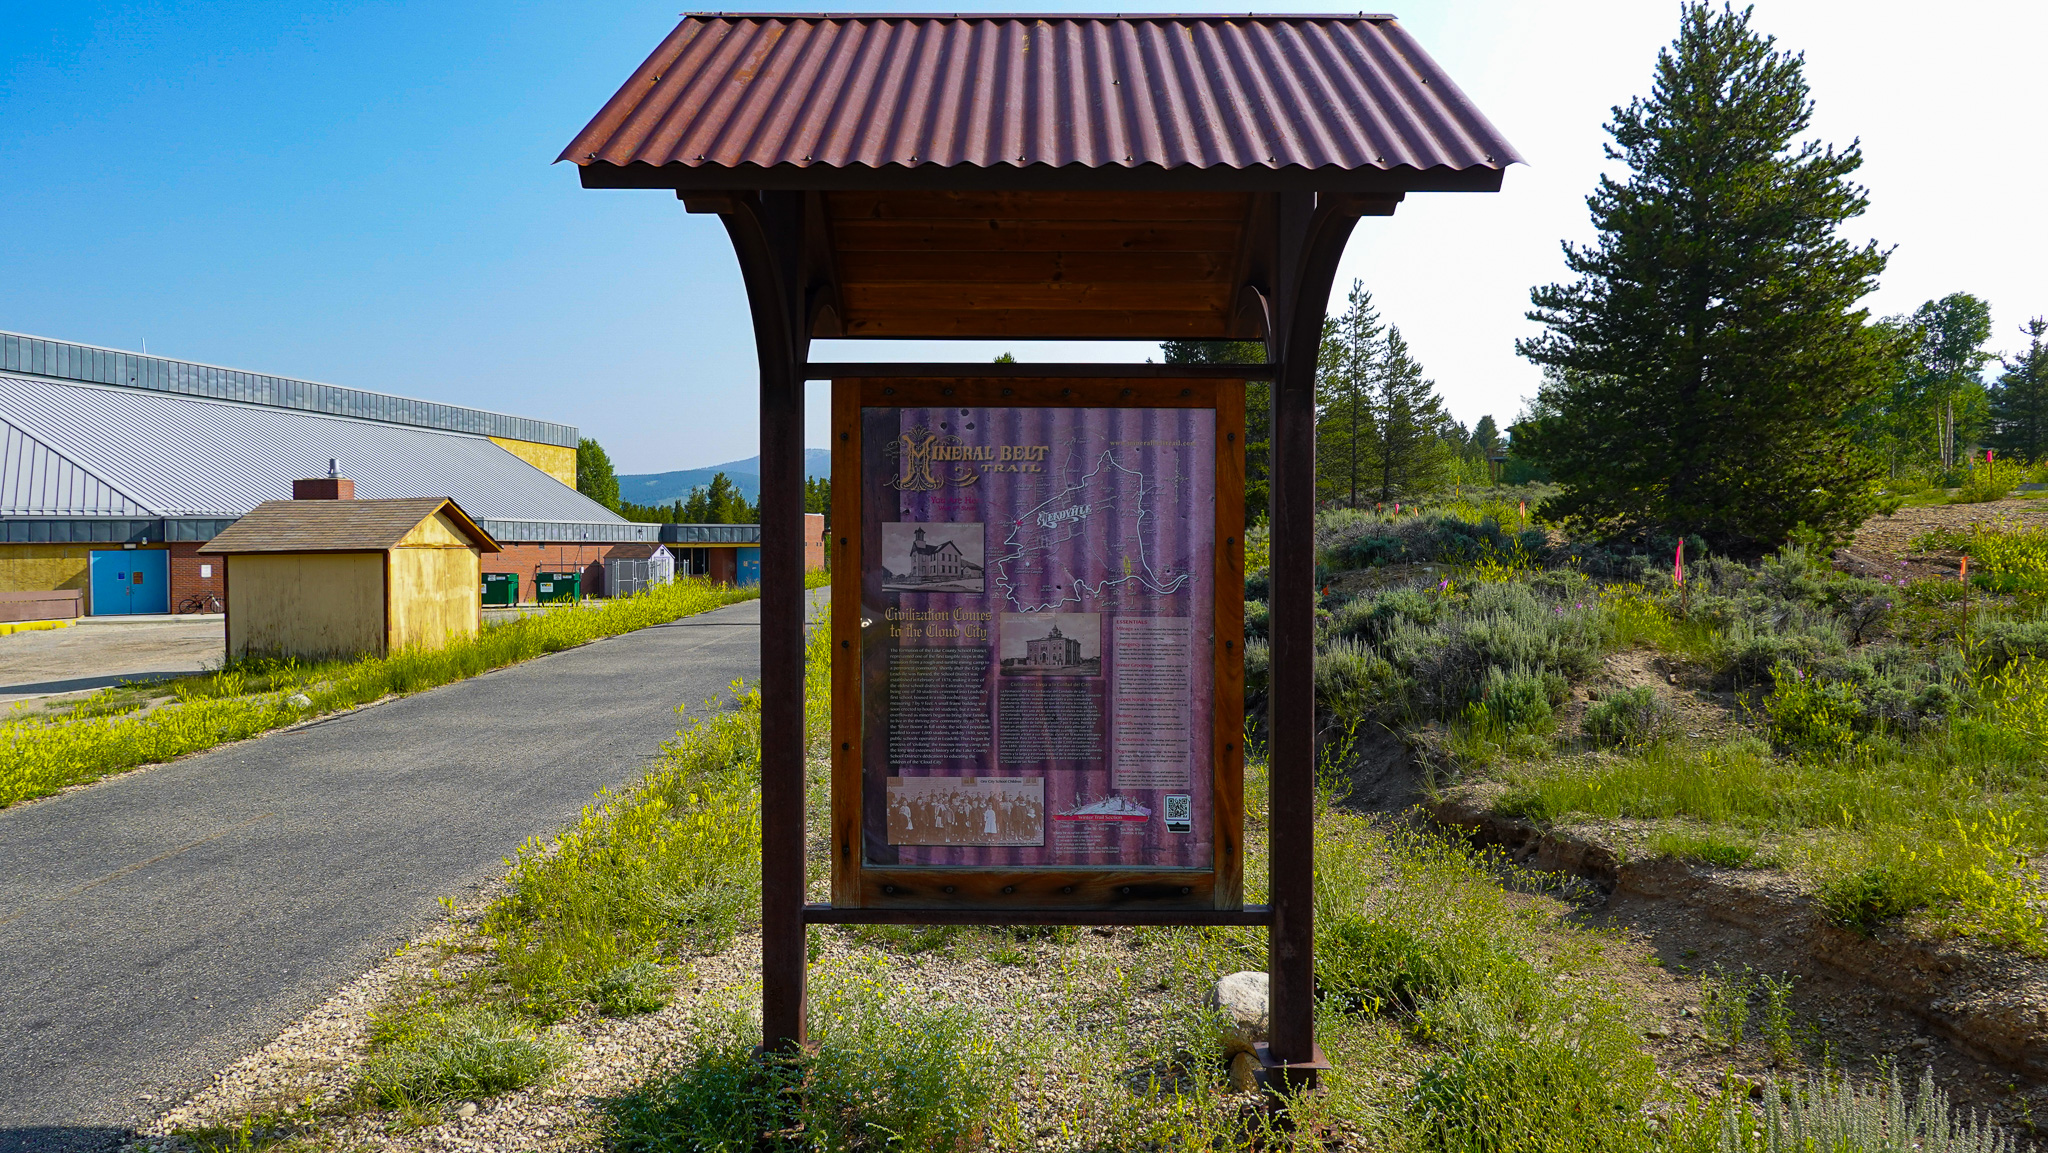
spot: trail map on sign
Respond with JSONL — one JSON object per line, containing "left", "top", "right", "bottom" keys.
{"left": 994, "top": 449, "right": 1194, "bottom": 612}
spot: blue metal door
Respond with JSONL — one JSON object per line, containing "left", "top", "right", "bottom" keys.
{"left": 89, "top": 549, "right": 169, "bottom": 615}
{"left": 736, "top": 546, "right": 760, "bottom": 587}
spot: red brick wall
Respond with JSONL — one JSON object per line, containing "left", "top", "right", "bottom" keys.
{"left": 805, "top": 513, "right": 825, "bottom": 571}
{"left": 167, "top": 543, "right": 224, "bottom": 613}
{"left": 483, "top": 544, "right": 618, "bottom": 601}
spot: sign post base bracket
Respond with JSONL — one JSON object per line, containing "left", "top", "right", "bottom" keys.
{"left": 1252, "top": 1042, "right": 1329, "bottom": 1093}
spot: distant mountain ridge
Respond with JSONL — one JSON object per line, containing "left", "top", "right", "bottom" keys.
{"left": 618, "top": 449, "right": 832, "bottom": 505}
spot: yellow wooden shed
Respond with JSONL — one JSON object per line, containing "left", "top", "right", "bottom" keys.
{"left": 198, "top": 497, "right": 500, "bottom": 661}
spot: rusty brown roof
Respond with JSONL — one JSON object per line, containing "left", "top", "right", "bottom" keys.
{"left": 198, "top": 498, "right": 501, "bottom": 555}
{"left": 561, "top": 13, "right": 1521, "bottom": 190}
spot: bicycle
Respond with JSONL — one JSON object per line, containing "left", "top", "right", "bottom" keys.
{"left": 177, "top": 592, "right": 224, "bottom": 615}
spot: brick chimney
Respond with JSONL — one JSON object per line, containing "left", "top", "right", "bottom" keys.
{"left": 293, "top": 457, "right": 354, "bottom": 500}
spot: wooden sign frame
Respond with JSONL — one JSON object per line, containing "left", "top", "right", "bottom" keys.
{"left": 828, "top": 376, "right": 1246, "bottom": 919}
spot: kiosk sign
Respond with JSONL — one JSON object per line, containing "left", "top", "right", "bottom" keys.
{"left": 842, "top": 393, "right": 1237, "bottom": 900}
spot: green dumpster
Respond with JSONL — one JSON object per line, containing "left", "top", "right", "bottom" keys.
{"left": 482, "top": 572, "right": 519, "bottom": 607}
{"left": 535, "top": 570, "right": 582, "bottom": 604}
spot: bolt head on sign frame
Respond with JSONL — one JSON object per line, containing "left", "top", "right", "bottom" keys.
{"left": 829, "top": 378, "right": 1246, "bottom": 914}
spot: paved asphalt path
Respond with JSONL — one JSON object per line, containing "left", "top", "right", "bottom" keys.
{"left": 0, "top": 592, "right": 819, "bottom": 1152}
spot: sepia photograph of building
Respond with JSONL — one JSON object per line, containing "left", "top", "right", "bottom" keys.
{"left": 998, "top": 612, "right": 1101, "bottom": 676}
{"left": 881, "top": 522, "right": 984, "bottom": 593}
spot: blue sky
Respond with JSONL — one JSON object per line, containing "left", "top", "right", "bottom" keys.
{"left": 5, "top": 1, "right": 2043, "bottom": 473}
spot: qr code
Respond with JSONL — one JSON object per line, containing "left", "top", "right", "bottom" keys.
{"left": 1163, "top": 794, "right": 1192, "bottom": 833}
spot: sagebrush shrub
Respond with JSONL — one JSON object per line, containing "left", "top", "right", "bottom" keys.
{"left": 1316, "top": 638, "right": 1406, "bottom": 726}
{"left": 1583, "top": 686, "right": 1673, "bottom": 747}
{"left": 1764, "top": 663, "right": 1865, "bottom": 755}
{"left": 1733, "top": 1066, "right": 2036, "bottom": 1153}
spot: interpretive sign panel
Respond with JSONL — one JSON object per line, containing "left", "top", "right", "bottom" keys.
{"left": 831, "top": 380, "right": 1245, "bottom": 911}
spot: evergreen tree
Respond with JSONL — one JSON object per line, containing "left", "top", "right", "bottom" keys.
{"left": 1905, "top": 293, "right": 1995, "bottom": 470}
{"left": 803, "top": 475, "right": 832, "bottom": 516}
{"left": 1316, "top": 283, "right": 1385, "bottom": 508}
{"left": 1989, "top": 318, "right": 2048, "bottom": 461}
{"left": 1366, "top": 327, "right": 1454, "bottom": 501}
{"left": 1515, "top": 4, "right": 1890, "bottom": 551}
{"left": 681, "top": 485, "right": 713, "bottom": 523}
{"left": 575, "top": 437, "right": 620, "bottom": 512}
{"left": 1161, "top": 338, "right": 1269, "bottom": 521}
{"left": 1469, "top": 414, "right": 1501, "bottom": 460}
{"left": 702, "top": 472, "right": 754, "bottom": 523}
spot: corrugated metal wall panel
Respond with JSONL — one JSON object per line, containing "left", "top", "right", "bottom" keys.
{"left": 0, "top": 331, "right": 580, "bottom": 449}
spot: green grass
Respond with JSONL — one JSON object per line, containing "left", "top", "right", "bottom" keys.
{"left": 360, "top": 1002, "right": 567, "bottom": 1112}
{"left": 0, "top": 575, "right": 778, "bottom": 808}
{"left": 1495, "top": 730, "right": 2048, "bottom": 953}
{"left": 1649, "top": 826, "right": 1764, "bottom": 868}
{"left": 602, "top": 963, "right": 1013, "bottom": 1152}
{"left": 1914, "top": 518, "right": 2048, "bottom": 594}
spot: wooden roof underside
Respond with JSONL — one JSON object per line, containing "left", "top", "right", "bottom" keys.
{"left": 820, "top": 190, "right": 1250, "bottom": 339}
{"left": 781, "top": 189, "right": 1400, "bottom": 341}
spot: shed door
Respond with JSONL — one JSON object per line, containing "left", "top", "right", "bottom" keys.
{"left": 736, "top": 546, "right": 760, "bottom": 587}
{"left": 89, "top": 549, "right": 168, "bottom": 615}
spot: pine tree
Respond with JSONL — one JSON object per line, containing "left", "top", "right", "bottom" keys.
{"left": 575, "top": 437, "right": 620, "bottom": 512}
{"left": 1161, "top": 338, "right": 1269, "bottom": 521}
{"left": 682, "top": 485, "right": 713, "bottom": 523}
{"left": 1316, "top": 283, "right": 1385, "bottom": 508}
{"left": 1366, "top": 327, "right": 1454, "bottom": 501}
{"left": 1515, "top": 4, "right": 1891, "bottom": 551}
{"left": 701, "top": 472, "right": 756, "bottom": 524}
{"left": 1469, "top": 415, "right": 1501, "bottom": 460}
{"left": 1905, "top": 293, "right": 1995, "bottom": 471}
{"left": 1989, "top": 318, "right": 2048, "bottom": 461}
{"left": 803, "top": 476, "right": 832, "bottom": 515}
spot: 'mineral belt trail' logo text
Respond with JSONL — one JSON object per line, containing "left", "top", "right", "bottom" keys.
{"left": 888, "top": 427, "right": 1050, "bottom": 490}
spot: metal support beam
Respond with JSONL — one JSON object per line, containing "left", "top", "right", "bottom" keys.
{"left": 1263, "top": 191, "right": 1365, "bottom": 1088}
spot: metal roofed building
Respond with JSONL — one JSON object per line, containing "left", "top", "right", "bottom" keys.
{"left": 0, "top": 332, "right": 659, "bottom": 615}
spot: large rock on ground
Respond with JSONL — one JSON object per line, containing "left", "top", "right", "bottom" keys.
{"left": 1209, "top": 970, "right": 1270, "bottom": 1044}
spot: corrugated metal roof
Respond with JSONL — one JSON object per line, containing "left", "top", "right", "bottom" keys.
{"left": 0, "top": 420, "right": 147, "bottom": 518}
{"left": 0, "top": 331, "right": 580, "bottom": 449}
{"left": 562, "top": 14, "right": 1520, "bottom": 179}
{"left": 0, "top": 375, "right": 627, "bottom": 531}
{"left": 200, "top": 498, "right": 501, "bottom": 555}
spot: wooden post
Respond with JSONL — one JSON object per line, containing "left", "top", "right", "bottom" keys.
{"left": 758, "top": 349, "right": 806, "bottom": 1052}
{"left": 709, "top": 193, "right": 811, "bottom": 1052}
{"left": 1261, "top": 193, "right": 1365, "bottom": 1086}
